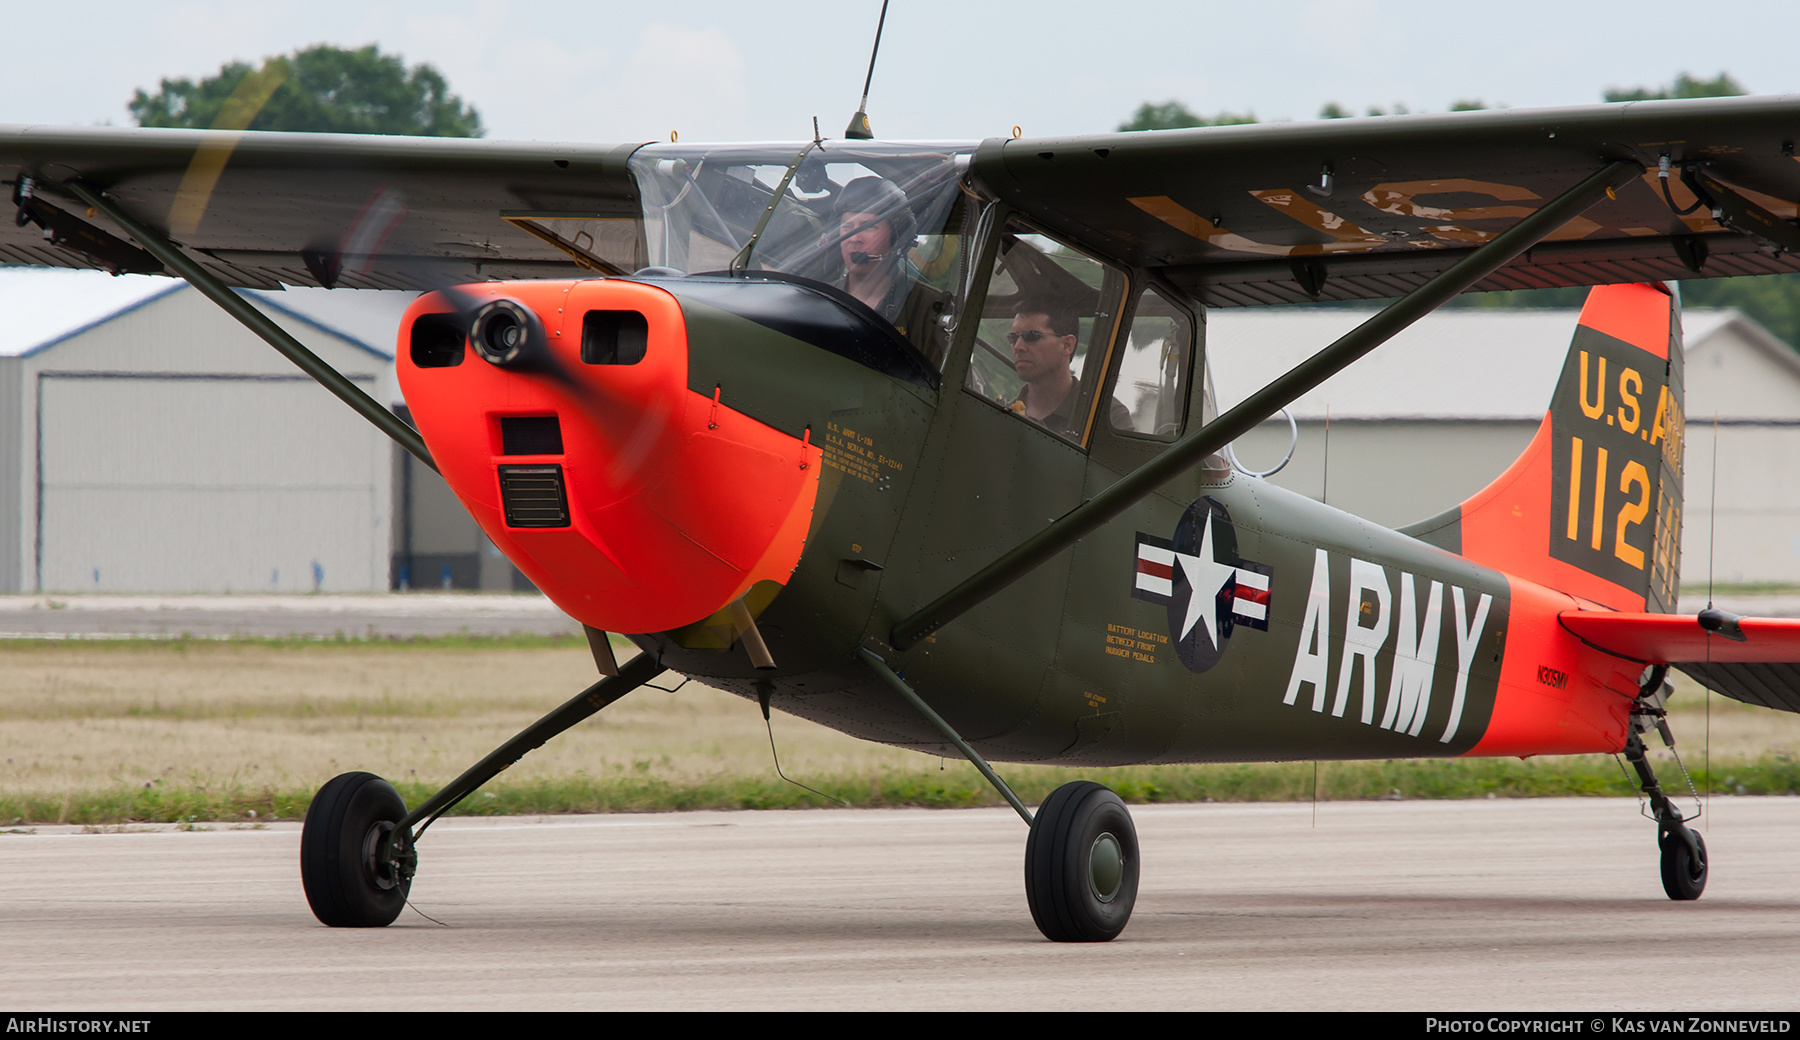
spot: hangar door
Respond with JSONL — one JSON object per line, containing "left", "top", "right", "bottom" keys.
{"left": 37, "top": 374, "right": 389, "bottom": 593}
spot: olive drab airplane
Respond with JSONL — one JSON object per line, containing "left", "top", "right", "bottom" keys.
{"left": 9, "top": 94, "right": 1800, "bottom": 942}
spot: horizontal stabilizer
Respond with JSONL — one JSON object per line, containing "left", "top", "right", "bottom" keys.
{"left": 1559, "top": 611, "right": 1800, "bottom": 664}
{"left": 1675, "top": 661, "right": 1800, "bottom": 714}
{"left": 1559, "top": 610, "right": 1800, "bottom": 713}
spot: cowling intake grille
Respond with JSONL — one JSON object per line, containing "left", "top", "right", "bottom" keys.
{"left": 498, "top": 465, "right": 570, "bottom": 528}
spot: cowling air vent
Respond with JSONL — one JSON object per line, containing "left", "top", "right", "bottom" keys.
{"left": 410, "top": 312, "right": 464, "bottom": 367}
{"left": 582, "top": 310, "right": 648, "bottom": 365}
{"left": 498, "top": 465, "right": 570, "bottom": 528}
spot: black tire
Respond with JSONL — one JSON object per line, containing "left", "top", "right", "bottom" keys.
{"left": 1024, "top": 781, "right": 1139, "bottom": 942}
{"left": 1660, "top": 829, "right": 1707, "bottom": 901}
{"left": 300, "top": 771, "right": 411, "bottom": 927}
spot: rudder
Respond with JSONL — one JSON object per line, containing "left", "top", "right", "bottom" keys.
{"left": 1403, "top": 283, "right": 1684, "bottom": 612}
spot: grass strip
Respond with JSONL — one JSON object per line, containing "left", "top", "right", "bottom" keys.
{"left": 5, "top": 754, "right": 1797, "bottom": 826}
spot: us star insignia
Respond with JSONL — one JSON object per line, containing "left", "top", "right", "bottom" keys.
{"left": 1132, "top": 497, "right": 1271, "bottom": 673}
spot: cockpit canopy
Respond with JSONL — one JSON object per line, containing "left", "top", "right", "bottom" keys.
{"left": 624, "top": 141, "right": 973, "bottom": 365}
{"left": 629, "top": 140, "right": 972, "bottom": 282}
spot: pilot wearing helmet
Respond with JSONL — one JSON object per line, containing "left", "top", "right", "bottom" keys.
{"left": 831, "top": 176, "right": 948, "bottom": 363}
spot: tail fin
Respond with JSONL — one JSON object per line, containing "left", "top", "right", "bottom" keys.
{"left": 1403, "top": 283, "right": 1684, "bottom": 612}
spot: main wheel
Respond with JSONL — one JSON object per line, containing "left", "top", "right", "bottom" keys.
{"left": 1659, "top": 829, "right": 1707, "bottom": 901}
{"left": 1024, "top": 781, "right": 1139, "bottom": 942}
{"left": 300, "top": 771, "right": 411, "bottom": 927}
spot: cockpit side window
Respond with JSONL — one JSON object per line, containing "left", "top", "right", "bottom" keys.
{"left": 962, "top": 219, "right": 1126, "bottom": 446}
{"left": 1109, "top": 287, "right": 1192, "bottom": 441}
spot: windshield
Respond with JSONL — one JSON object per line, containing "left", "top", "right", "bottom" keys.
{"left": 629, "top": 141, "right": 974, "bottom": 364}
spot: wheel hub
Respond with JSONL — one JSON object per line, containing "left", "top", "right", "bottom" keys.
{"left": 1088, "top": 832, "right": 1124, "bottom": 903}
{"left": 362, "top": 821, "right": 415, "bottom": 891}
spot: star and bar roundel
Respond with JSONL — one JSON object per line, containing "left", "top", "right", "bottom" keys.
{"left": 1132, "top": 497, "right": 1272, "bottom": 673}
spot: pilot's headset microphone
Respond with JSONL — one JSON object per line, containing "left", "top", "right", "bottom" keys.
{"left": 832, "top": 175, "right": 916, "bottom": 265}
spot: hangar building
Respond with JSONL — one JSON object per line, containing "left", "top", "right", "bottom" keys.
{"left": 0, "top": 269, "right": 407, "bottom": 593}
{"left": 0, "top": 268, "right": 528, "bottom": 595}
{"left": 1214, "top": 304, "right": 1800, "bottom": 586}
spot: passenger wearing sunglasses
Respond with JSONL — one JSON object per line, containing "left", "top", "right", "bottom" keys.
{"left": 1008, "top": 298, "right": 1127, "bottom": 439}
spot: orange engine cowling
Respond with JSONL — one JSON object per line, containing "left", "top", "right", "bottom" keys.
{"left": 396, "top": 279, "right": 822, "bottom": 634}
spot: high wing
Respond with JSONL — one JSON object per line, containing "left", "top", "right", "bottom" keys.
{"left": 5, "top": 96, "right": 1800, "bottom": 300}
{"left": 978, "top": 95, "right": 1800, "bottom": 305}
{"left": 0, "top": 126, "right": 644, "bottom": 289}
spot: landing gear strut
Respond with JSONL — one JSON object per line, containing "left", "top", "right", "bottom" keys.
{"left": 1624, "top": 666, "right": 1706, "bottom": 901}
{"left": 860, "top": 649, "right": 1140, "bottom": 942}
{"left": 298, "top": 651, "right": 665, "bottom": 927}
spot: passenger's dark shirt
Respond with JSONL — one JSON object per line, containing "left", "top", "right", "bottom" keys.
{"left": 1012, "top": 374, "right": 1131, "bottom": 442}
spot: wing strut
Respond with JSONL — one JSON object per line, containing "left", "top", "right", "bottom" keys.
{"left": 889, "top": 160, "right": 1641, "bottom": 651}
{"left": 60, "top": 181, "right": 438, "bottom": 472}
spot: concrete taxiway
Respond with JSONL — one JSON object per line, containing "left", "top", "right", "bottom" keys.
{"left": 0, "top": 594, "right": 581, "bottom": 639}
{"left": 3, "top": 798, "right": 1798, "bottom": 1011}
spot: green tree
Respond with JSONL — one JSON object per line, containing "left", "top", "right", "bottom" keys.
{"left": 1320, "top": 100, "right": 1488, "bottom": 119}
{"left": 1118, "top": 100, "right": 1256, "bottom": 132}
{"left": 1447, "top": 277, "right": 1800, "bottom": 352}
{"left": 1603, "top": 71, "right": 1747, "bottom": 102}
{"left": 130, "top": 44, "right": 483, "bottom": 137}
{"left": 1679, "top": 274, "right": 1800, "bottom": 348}
{"left": 1599, "top": 72, "right": 1799, "bottom": 346}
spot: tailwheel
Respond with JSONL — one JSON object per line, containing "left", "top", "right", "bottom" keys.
{"left": 1622, "top": 688, "right": 1707, "bottom": 904}
{"left": 1024, "top": 781, "right": 1139, "bottom": 942}
{"left": 300, "top": 771, "right": 415, "bottom": 927}
{"left": 1659, "top": 829, "right": 1708, "bottom": 901}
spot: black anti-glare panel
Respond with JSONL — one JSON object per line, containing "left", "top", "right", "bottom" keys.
{"left": 500, "top": 416, "right": 563, "bottom": 456}
{"left": 497, "top": 465, "right": 570, "bottom": 528}
{"left": 647, "top": 274, "right": 940, "bottom": 390}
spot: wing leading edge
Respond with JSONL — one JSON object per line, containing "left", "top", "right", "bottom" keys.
{"left": 0, "top": 125, "right": 645, "bottom": 290}
{"left": 974, "top": 95, "right": 1800, "bottom": 306}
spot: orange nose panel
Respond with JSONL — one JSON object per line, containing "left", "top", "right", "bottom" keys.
{"left": 396, "top": 279, "right": 821, "bottom": 634}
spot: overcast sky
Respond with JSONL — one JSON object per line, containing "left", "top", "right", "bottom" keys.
{"left": 3, "top": 1, "right": 1797, "bottom": 144}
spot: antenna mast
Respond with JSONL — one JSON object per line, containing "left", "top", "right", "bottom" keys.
{"left": 844, "top": 0, "right": 889, "bottom": 140}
